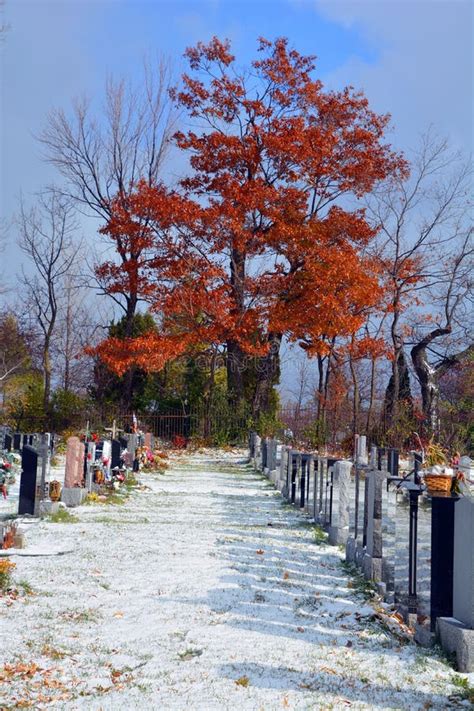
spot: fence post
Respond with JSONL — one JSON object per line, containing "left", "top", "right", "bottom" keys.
{"left": 406, "top": 484, "right": 423, "bottom": 617}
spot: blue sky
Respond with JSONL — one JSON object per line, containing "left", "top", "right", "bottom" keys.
{"left": 2, "top": 0, "right": 472, "bottom": 254}
{"left": 1, "top": 0, "right": 472, "bottom": 396}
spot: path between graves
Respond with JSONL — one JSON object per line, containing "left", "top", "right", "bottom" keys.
{"left": 1, "top": 451, "right": 469, "bottom": 710}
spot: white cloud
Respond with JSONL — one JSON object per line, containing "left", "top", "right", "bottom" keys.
{"left": 314, "top": 0, "right": 473, "bottom": 153}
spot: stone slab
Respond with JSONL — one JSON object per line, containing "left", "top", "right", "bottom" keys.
{"left": 346, "top": 537, "right": 357, "bottom": 563}
{"left": 39, "top": 501, "right": 60, "bottom": 516}
{"left": 362, "top": 552, "right": 382, "bottom": 582}
{"left": 437, "top": 617, "right": 474, "bottom": 672}
{"left": 61, "top": 488, "right": 86, "bottom": 507}
{"left": 453, "top": 497, "right": 474, "bottom": 629}
{"left": 328, "top": 524, "right": 348, "bottom": 546}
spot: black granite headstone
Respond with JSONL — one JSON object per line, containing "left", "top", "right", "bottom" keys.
{"left": 13, "top": 433, "right": 21, "bottom": 451}
{"left": 19, "top": 445, "right": 38, "bottom": 515}
{"left": 4, "top": 433, "right": 12, "bottom": 452}
{"left": 111, "top": 439, "right": 121, "bottom": 469}
{"left": 430, "top": 496, "right": 458, "bottom": 628}
{"left": 387, "top": 449, "right": 399, "bottom": 477}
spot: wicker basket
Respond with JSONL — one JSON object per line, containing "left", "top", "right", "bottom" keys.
{"left": 424, "top": 474, "right": 453, "bottom": 495}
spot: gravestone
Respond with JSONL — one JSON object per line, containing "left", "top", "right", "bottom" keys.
{"left": 144, "top": 432, "right": 154, "bottom": 451}
{"left": 377, "top": 447, "right": 387, "bottom": 472}
{"left": 431, "top": 496, "right": 458, "bottom": 626}
{"left": 437, "top": 497, "right": 474, "bottom": 672}
{"left": 13, "top": 433, "right": 21, "bottom": 451}
{"left": 102, "top": 440, "right": 112, "bottom": 477}
{"left": 357, "top": 436, "right": 368, "bottom": 465}
{"left": 4, "top": 433, "right": 12, "bottom": 452}
{"left": 254, "top": 435, "right": 261, "bottom": 469}
{"left": 453, "top": 497, "right": 474, "bottom": 629}
{"left": 363, "top": 469, "right": 384, "bottom": 581}
{"left": 261, "top": 439, "right": 268, "bottom": 471}
{"left": 84, "top": 441, "right": 96, "bottom": 492}
{"left": 387, "top": 449, "right": 399, "bottom": 477}
{"left": 370, "top": 445, "right": 378, "bottom": 468}
{"left": 111, "top": 439, "right": 121, "bottom": 469}
{"left": 62, "top": 437, "right": 86, "bottom": 506}
{"left": 19, "top": 446, "right": 39, "bottom": 515}
{"left": 64, "top": 437, "right": 85, "bottom": 488}
{"left": 317, "top": 457, "right": 327, "bottom": 524}
{"left": 329, "top": 460, "right": 351, "bottom": 545}
{"left": 279, "top": 446, "right": 289, "bottom": 495}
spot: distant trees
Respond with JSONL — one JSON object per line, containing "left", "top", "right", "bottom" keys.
{"left": 18, "top": 190, "right": 81, "bottom": 411}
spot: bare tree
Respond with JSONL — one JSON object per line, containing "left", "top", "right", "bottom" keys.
{"left": 367, "top": 130, "right": 472, "bottom": 429}
{"left": 38, "top": 58, "right": 176, "bottom": 324}
{"left": 54, "top": 277, "right": 107, "bottom": 393}
{"left": 38, "top": 59, "right": 176, "bottom": 407}
{"left": 410, "top": 230, "right": 473, "bottom": 435}
{"left": 18, "top": 190, "right": 81, "bottom": 411}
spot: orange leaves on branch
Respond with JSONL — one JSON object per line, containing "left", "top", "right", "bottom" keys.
{"left": 93, "top": 37, "right": 407, "bottom": 377}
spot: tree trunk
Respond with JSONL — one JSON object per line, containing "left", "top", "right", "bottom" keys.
{"left": 410, "top": 326, "right": 453, "bottom": 437}
{"left": 120, "top": 294, "right": 139, "bottom": 410}
{"left": 349, "top": 355, "right": 359, "bottom": 437}
{"left": 227, "top": 245, "right": 246, "bottom": 406}
{"left": 384, "top": 348, "right": 412, "bottom": 427}
{"left": 43, "top": 344, "right": 52, "bottom": 414}
{"left": 252, "top": 333, "right": 282, "bottom": 418}
{"left": 366, "top": 357, "right": 377, "bottom": 433}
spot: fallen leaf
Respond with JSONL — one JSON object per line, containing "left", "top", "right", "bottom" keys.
{"left": 235, "top": 675, "right": 250, "bottom": 687}
{"left": 256, "top": 549, "right": 264, "bottom": 555}
{"left": 113, "top": 611, "right": 124, "bottom": 618}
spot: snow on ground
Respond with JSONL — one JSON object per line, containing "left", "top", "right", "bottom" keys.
{"left": 0, "top": 450, "right": 471, "bottom": 710}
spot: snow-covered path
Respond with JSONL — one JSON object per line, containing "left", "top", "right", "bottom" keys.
{"left": 1, "top": 452, "right": 468, "bottom": 709}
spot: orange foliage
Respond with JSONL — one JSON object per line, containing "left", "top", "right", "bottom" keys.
{"left": 93, "top": 37, "right": 407, "bottom": 375}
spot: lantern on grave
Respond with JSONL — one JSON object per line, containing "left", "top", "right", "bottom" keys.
{"left": 49, "top": 480, "right": 61, "bottom": 502}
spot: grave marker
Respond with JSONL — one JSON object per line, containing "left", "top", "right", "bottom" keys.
{"left": 19, "top": 446, "right": 39, "bottom": 515}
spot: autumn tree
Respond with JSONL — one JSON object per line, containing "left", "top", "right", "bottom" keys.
{"left": 39, "top": 59, "right": 176, "bottom": 407}
{"left": 94, "top": 37, "right": 406, "bottom": 418}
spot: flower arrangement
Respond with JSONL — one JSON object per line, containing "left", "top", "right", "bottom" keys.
{"left": 172, "top": 434, "right": 187, "bottom": 449}
{"left": 0, "top": 559, "right": 16, "bottom": 592}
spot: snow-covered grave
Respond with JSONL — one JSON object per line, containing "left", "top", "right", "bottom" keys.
{"left": 1, "top": 449, "right": 472, "bottom": 709}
